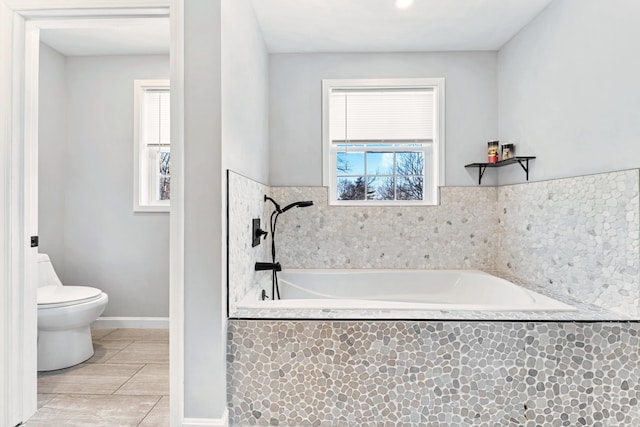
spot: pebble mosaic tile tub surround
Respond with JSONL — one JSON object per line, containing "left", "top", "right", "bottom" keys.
{"left": 228, "top": 173, "right": 499, "bottom": 317}
{"left": 497, "top": 170, "right": 640, "bottom": 318}
{"left": 227, "top": 320, "right": 640, "bottom": 426}
{"left": 263, "top": 170, "right": 640, "bottom": 319}
{"left": 269, "top": 186, "right": 499, "bottom": 271}
{"left": 228, "top": 171, "right": 271, "bottom": 312}
{"left": 228, "top": 169, "right": 639, "bottom": 318}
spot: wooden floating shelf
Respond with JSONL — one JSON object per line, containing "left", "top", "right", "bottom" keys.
{"left": 464, "top": 156, "right": 536, "bottom": 185}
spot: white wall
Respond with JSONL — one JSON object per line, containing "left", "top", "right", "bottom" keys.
{"left": 38, "top": 43, "right": 67, "bottom": 277}
{"left": 498, "top": 0, "right": 640, "bottom": 184}
{"left": 183, "top": 0, "right": 226, "bottom": 419}
{"left": 38, "top": 51, "right": 170, "bottom": 317}
{"left": 221, "top": 0, "right": 269, "bottom": 183}
{"left": 269, "top": 52, "right": 498, "bottom": 187}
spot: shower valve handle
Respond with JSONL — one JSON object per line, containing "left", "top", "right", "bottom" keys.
{"left": 255, "top": 262, "right": 282, "bottom": 272}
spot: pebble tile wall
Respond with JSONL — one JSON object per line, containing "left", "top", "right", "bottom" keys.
{"left": 497, "top": 170, "right": 640, "bottom": 318}
{"left": 227, "top": 320, "right": 640, "bottom": 426}
{"left": 228, "top": 171, "right": 271, "bottom": 313}
{"left": 228, "top": 175, "right": 502, "bottom": 317}
{"left": 269, "top": 186, "right": 498, "bottom": 270}
{"left": 256, "top": 170, "right": 639, "bottom": 319}
{"left": 228, "top": 170, "right": 639, "bottom": 318}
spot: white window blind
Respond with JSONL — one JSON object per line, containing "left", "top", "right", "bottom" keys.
{"left": 142, "top": 89, "right": 170, "bottom": 146}
{"left": 329, "top": 89, "right": 434, "bottom": 142}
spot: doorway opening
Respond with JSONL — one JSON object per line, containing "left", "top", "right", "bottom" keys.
{"left": 34, "top": 17, "right": 170, "bottom": 424}
{"left": 1, "top": 3, "right": 184, "bottom": 426}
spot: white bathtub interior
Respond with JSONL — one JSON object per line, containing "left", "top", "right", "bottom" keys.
{"left": 239, "top": 269, "right": 577, "bottom": 312}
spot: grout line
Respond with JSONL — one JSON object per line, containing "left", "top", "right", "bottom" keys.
{"left": 87, "top": 339, "right": 138, "bottom": 366}
{"left": 136, "top": 395, "right": 164, "bottom": 427}
{"left": 96, "top": 350, "right": 118, "bottom": 364}
{"left": 37, "top": 393, "right": 57, "bottom": 409}
{"left": 94, "top": 327, "right": 120, "bottom": 341}
{"left": 103, "top": 340, "right": 136, "bottom": 363}
{"left": 89, "top": 343, "right": 125, "bottom": 364}
{"left": 46, "top": 392, "right": 153, "bottom": 399}
{"left": 111, "top": 364, "right": 147, "bottom": 395}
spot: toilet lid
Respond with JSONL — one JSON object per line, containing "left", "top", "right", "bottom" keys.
{"left": 38, "top": 285, "right": 103, "bottom": 306}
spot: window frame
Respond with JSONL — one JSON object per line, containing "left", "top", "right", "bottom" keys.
{"left": 133, "top": 79, "right": 170, "bottom": 212}
{"left": 322, "top": 78, "right": 445, "bottom": 206}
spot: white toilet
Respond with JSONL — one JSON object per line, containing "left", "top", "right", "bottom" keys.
{"left": 37, "top": 253, "right": 108, "bottom": 371}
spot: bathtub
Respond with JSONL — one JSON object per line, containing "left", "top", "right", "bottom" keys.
{"left": 238, "top": 269, "right": 577, "bottom": 312}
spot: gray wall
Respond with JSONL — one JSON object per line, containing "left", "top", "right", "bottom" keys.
{"left": 268, "top": 52, "right": 498, "bottom": 187}
{"left": 184, "top": 0, "right": 225, "bottom": 418}
{"left": 221, "top": 0, "right": 271, "bottom": 353}
{"left": 185, "top": 0, "right": 272, "bottom": 418}
{"left": 38, "top": 50, "right": 170, "bottom": 317}
{"left": 38, "top": 43, "right": 67, "bottom": 278}
{"left": 222, "top": 0, "right": 269, "bottom": 183}
{"left": 497, "top": 0, "right": 640, "bottom": 184}
{"left": 221, "top": 0, "right": 269, "bottom": 320}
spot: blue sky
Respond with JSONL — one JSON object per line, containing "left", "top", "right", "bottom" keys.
{"left": 337, "top": 151, "right": 422, "bottom": 176}
{"left": 337, "top": 152, "right": 393, "bottom": 176}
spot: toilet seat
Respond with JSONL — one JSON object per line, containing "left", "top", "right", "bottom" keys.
{"left": 38, "top": 285, "right": 104, "bottom": 309}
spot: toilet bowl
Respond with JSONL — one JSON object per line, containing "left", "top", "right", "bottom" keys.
{"left": 37, "top": 253, "right": 108, "bottom": 371}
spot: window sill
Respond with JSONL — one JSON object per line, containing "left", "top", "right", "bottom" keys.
{"left": 134, "top": 204, "right": 170, "bottom": 213}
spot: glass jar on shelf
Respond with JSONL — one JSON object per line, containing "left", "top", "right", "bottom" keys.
{"left": 502, "top": 143, "right": 515, "bottom": 160}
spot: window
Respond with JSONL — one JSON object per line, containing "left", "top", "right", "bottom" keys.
{"left": 322, "top": 78, "right": 444, "bottom": 205}
{"left": 134, "top": 80, "right": 170, "bottom": 212}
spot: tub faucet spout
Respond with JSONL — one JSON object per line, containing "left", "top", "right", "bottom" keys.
{"left": 255, "top": 262, "right": 282, "bottom": 272}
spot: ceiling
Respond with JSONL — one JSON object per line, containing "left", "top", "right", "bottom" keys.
{"left": 250, "top": 0, "right": 554, "bottom": 53}
{"left": 37, "top": 1, "right": 554, "bottom": 56}
{"left": 39, "top": 17, "right": 169, "bottom": 56}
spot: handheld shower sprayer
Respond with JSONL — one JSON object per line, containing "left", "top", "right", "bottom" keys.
{"left": 281, "top": 200, "right": 314, "bottom": 212}
{"left": 257, "top": 195, "right": 314, "bottom": 300}
{"left": 264, "top": 196, "right": 313, "bottom": 213}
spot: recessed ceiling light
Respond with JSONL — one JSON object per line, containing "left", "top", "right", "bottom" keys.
{"left": 395, "top": 0, "right": 414, "bottom": 9}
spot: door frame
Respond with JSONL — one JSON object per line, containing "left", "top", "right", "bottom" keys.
{"left": 0, "top": 1, "right": 185, "bottom": 425}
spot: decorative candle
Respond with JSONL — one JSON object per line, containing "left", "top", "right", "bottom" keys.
{"left": 487, "top": 141, "right": 499, "bottom": 163}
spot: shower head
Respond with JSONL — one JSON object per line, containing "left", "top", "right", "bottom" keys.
{"left": 281, "top": 200, "right": 314, "bottom": 213}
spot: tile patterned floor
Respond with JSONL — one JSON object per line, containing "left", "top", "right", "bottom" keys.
{"left": 26, "top": 328, "right": 169, "bottom": 427}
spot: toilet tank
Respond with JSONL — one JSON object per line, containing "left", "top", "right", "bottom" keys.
{"left": 37, "top": 253, "right": 63, "bottom": 288}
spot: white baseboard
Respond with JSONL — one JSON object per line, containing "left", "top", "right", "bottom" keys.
{"left": 92, "top": 317, "right": 169, "bottom": 329}
{"left": 183, "top": 410, "right": 229, "bottom": 427}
